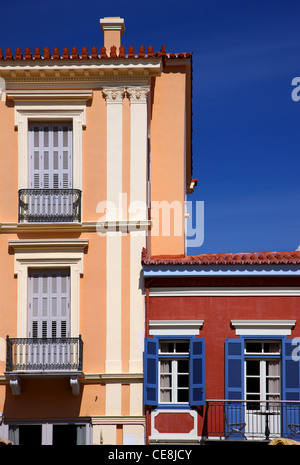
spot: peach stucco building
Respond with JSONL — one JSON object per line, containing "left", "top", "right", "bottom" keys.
{"left": 0, "top": 17, "right": 194, "bottom": 444}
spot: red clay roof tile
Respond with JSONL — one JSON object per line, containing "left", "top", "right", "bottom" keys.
{"left": 141, "top": 248, "right": 300, "bottom": 266}
{"left": 0, "top": 46, "right": 192, "bottom": 61}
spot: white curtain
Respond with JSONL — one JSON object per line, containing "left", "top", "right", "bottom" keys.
{"left": 160, "top": 360, "right": 171, "bottom": 402}
{"left": 267, "top": 360, "right": 280, "bottom": 407}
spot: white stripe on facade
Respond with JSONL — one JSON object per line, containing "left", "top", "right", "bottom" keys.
{"left": 103, "top": 87, "right": 125, "bottom": 374}
{"left": 127, "top": 86, "right": 150, "bottom": 374}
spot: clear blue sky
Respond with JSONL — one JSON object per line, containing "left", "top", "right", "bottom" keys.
{"left": 1, "top": 0, "right": 300, "bottom": 255}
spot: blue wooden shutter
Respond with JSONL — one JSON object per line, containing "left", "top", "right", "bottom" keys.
{"left": 224, "top": 338, "right": 245, "bottom": 439}
{"left": 225, "top": 338, "right": 244, "bottom": 400}
{"left": 144, "top": 337, "right": 158, "bottom": 406}
{"left": 282, "top": 339, "right": 300, "bottom": 438}
{"left": 190, "top": 337, "right": 205, "bottom": 405}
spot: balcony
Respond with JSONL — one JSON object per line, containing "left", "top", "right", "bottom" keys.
{"left": 18, "top": 189, "right": 81, "bottom": 223}
{"left": 204, "top": 400, "right": 300, "bottom": 443}
{"left": 5, "top": 335, "right": 83, "bottom": 395}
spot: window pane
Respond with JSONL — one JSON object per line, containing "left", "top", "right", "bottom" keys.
{"left": 178, "top": 374, "right": 189, "bottom": 387}
{"left": 246, "top": 376, "right": 260, "bottom": 394}
{"left": 160, "top": 389, "right": 171, "bottom": 402}
{"left": 18, "top": 425, "right": 42, "bottom": 446}
{"left": 178, "top": 359, "right": 189, "bottom": 373}
{"left": 177, "top": 389, "right": 189, "bottom": 402}
{"left": 175, "top": 342, "right": 189, "bottom": 353}
{"left": 264, "top": 342, "right": 280, "bottom": 354}
{"left": 53, "top": 424, "right": 77, "bottom": 445}
{"left": 245, "top": 342, "right": 262, "bottom": 353}
{"left": 159, "top": 342, "right": 173, "bottom": 353}
{"left": 246, "top": 360, "right": 260, "bottom": 376}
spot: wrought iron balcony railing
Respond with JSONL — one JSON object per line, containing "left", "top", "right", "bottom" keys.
{"left": 6, "top": 336, "right": 83, "bottom": 373}
{"left": 18, "top": 189, "right": 81, "bottom": 223}
{"left": 204, "top": 400, "right": 300, "bottom": 442}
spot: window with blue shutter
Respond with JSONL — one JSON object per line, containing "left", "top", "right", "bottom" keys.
{"left": 224, "top": 338, "right": 245, "bottom": 439}
{"left": 225, "top": 338, "right": 244, "bottom": 400}
{"left": 144, "top": 338, "right": 159, "bottom": 406}
{"left": 190, "top": 338, "right": 205, "bottom": 405}
{"left": 282, "top": 339, "right": 300, "bottom": 438}
{"left": 144, "top": 336, "right": 205, "bottom": 407}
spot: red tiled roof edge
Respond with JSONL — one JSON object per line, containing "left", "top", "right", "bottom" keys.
{"left": 141, "top": 248, "right": 300, "bottom": 266}
{"left": 0, "top": 45, "right": 193, "bottom": 61}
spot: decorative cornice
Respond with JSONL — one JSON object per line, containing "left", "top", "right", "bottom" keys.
{"left": 8, "top": 238, "right": 89, "bottom": 251}
{"left": 149, "top": 320, "right": 203, "bottom": 336}
{"left": 231, "top": 319, "right": 296, "bottom": 336}
{"left": 6, "top": 89, "right": 93, "bottom": 101}
{"left": 82, "top": 373, "right": 143, "bottom": 383}
{"left": 0, "top": 46, "right": 192, "bottom": 84}
{"left": 91, "top": 416, "right": 146, "bottom": 425}
{"left": 148, "top": 287, "right": 300, "bottom": 296}
{"left": 0, "top": 220, "right": 151, "bottom": 234}
{"left": 0, "top": 372, "right": 144, "bottom": 385}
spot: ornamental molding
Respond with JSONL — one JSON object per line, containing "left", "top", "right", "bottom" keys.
{"left": 6, "top": 89, "right": 93, "bottom": 101}
{"left": 149, "top": 320, "right": 204, "bottom": 336}
{"left": 102, "top": 86, "right": 126, "bottom": 103}
{"left": 148, "top": 287, "right": 300, "bottom": 297}
{"left": 8, "top": 238, "right": 89, "bottom": 252}
{"left": 0, "top": 58, "right": 163, "bottom": 82}
{"left": 149, "top": 409, "right": 200, "bottom": 443}
{"left": 0, "top": 220, "right": 151, "bottom": 234}
{"left": 91, "top": 415, "right": 145, "bottom": 425}
{"left": 127, "top": 85, "right": 150, "bottom": 103}
{"left": 231, "top": 319, "right": 296, "bottom": 336}
{"left": 102, "top": 85, "right": 150, "bottom": 104}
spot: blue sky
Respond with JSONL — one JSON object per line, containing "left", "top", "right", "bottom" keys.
{"left": 1, "top": 0, "right": 300, "bottom": 255}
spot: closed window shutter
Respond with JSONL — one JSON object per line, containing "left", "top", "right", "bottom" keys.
{"left": 28, "top": 269, "right": 70, "bottom": 338}
{"left": 29, "top": 123, "right": 73, "bottom": 190}
{"left": 144, "top": 337, "right": 158, "bottom": 406}
{"left": 190, "top": 337, "right": 205, "bottom": 406}
{"left": 282, "top": 339, "right": 300, "bottom": 437}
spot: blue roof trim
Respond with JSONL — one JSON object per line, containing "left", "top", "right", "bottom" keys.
{"left": 143, "top": 264, "right": 300, "bottom": 277}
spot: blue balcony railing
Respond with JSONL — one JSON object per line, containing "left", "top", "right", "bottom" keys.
{"left": 204, "top": 400, "right": 300, "bottom": 442}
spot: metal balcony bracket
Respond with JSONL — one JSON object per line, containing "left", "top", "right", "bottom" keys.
{"left": 9, "top": 376, "right": 21, "bottom": 396}
{"left": 70, "top": 376, "right": 80, "bottom": 396}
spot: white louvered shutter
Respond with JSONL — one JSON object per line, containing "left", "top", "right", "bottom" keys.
{"left": 29, "top": 122, "right": 72, "bottom": 189}
{"left": 28, "top": 269, "right": 70, "bottom": 339}
{"left": 28, "top": 123, "right": 73, "bottom": 218}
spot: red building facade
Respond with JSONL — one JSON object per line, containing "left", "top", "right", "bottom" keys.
{"left": 142, "top": 249, "right": 300, "bottom": 443}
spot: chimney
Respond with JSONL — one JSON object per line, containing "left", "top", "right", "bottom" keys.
{"left": 100, "top": 17, "right": 125, "bottom": 51}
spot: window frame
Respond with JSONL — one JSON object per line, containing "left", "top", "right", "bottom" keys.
{"left": 28, "top": 267, "right": 71, "bottom": 339}
{"left": 158, "top": 339, "right": 190, "bottom": 405}
{"left": 244, "top": 338, "right": 282, "bottom": 406}
{"left": 8, "top": 421, "right": 92, "bottom": 445}
{"left": 9, "top": 239, "right": 88, "bottom": 338}
{"left": 144, "top": 335, "right": 205, "bottom": 408}
{"left": 10, "top": 92, "right": 91, "bottom": 193}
